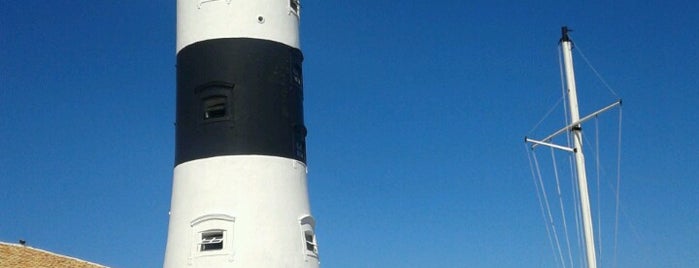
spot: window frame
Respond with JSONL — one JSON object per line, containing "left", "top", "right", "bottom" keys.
{"left": 195, "top": 82, "right": 235, "bottom": 123}
{"left": 200, "top": 230, "right": 225, "bottom": 251}
{"left": 299, "top": 215, "right": 318, "bottom": 259}
{"left": 189, "top": 213, "right": 236, "bottom": 260}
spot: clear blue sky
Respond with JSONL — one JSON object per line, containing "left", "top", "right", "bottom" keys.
{"left": 1, "top": 1, "right": 697, "bottom": 267}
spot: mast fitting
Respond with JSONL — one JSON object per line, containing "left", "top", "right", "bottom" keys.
{"left": 560, "top": 26, "right": 572, "bottom": 43}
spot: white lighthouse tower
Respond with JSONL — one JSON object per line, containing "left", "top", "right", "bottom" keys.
{"left": 164, "top": 0, "right": 319, "bottom": 267}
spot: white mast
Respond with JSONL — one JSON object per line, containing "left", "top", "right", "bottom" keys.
{"left": 560, "top": 26, "right": 597, "bottom": 268}
{"left": 526, "top": 26, "right": 622, "bottom": 268}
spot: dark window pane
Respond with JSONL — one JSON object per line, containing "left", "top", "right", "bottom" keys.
{"left": 204, "top": 96, "right": 227, "bottom": 119}
{"left": 200, "top": 231, "right": 224, "bottom": 251}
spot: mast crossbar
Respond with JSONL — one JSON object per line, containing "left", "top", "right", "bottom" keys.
{"left": 530, "top": 99, "right": 621, "bottom": 149}
{"left": 525, "top": 137, "right": 576, "bottom": 152}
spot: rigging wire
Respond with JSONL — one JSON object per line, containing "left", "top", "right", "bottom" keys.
{"left": 530, "top": 147, "right": 567, "bottom": 267}
{"left": 613, "top": 106, "right": 624, "bottom": 268}
{"left": 550, "top": 147, "right": 575, "bottom": 268}
{"left": 574, "top": 45, "right": 620, "bottom": 98}
{"left": 526, "top": 145, "right": 560, "bottom": 267}
{"left": 550, "top": 107, "right": 625, "bottom": 268}
{"left": 580, "top": 105, "right": 624, "bottom": 267}
{"left": 529, "top": 37, "right": 626, "bottom": 268}
{"left": 578, "top": 87, "right": 625, "bottom": 268}
{"left": 528, "top": 97, "right": 564, "bottom": 135}
{"left": 594, "top": 116, "right": 603, "bottom": 263}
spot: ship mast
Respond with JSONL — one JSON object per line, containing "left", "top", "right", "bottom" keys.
{"left": 525, "top": 27, "right": 622, "bottom": 268}
{"left": 560, "top": 26, "right": 597, "bottom": 268}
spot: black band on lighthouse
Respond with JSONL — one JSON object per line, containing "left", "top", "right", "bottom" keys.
{"left": 175, "top": 38, "right": 306, "bottom": 165}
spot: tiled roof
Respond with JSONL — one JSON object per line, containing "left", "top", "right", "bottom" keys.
{"left": 0, "top": 242, "right": 108, "bottom": 268}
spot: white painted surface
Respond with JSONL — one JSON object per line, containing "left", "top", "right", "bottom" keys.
{"left": 164, "top": 155, "right": 319, "bottom": 268}
{"left": 561, "top": 38, "right": 597, "bottom": 268}
{"left": 177, "top": 0, "right": 300, "bottom": 52}
{"left": 168, "top": 2, "right": 317, "bottom": 266}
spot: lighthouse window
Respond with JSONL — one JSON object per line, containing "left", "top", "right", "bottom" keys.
{"left": 190, "top": 214, "right": 235, "bottom": 258}
{"left": 290, "top": 0, "right": 300, "bottom": 14}
{"left": 196, "top": 82, "right": 234, "bottom": 122}
{"left": 304, "top": 230, "right": 317, "bottom": 253}
{"left": 299, "top": 215, "right": 318, "bottom": 258}
{"left": 200, "top": 230, "right": 224, "bottom": 251}
{"left": 203, "top": 96, "right": 227, "bottom": 119}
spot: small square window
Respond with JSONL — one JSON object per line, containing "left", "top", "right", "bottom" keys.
{"left": 200, "top": 231, "right": 224, "bottom": 251}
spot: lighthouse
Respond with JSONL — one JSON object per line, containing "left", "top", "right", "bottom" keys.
{"left": 163, "top": 0, "right": 319, "bottom": 267}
